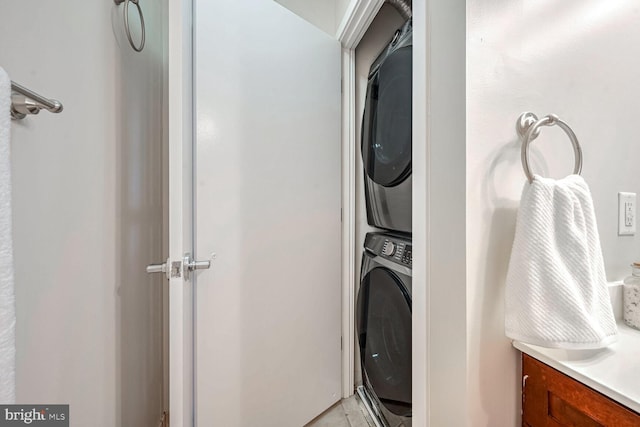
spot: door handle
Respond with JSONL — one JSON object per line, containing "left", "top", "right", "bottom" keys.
{"left": 146, "top": 254, "right": 212, "bottom": 280}
{"left": 146, "top": 262, "right": 167, "bottom": 274}
{"left": 146, "top": 258, "right": 182, "bottom": 279}
{"left": 183, "top": 253, "right": 211, "bottom": 280}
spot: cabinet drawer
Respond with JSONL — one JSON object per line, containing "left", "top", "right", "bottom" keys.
{"left": 522, "top": 354, "right": 640, "bottom": 427}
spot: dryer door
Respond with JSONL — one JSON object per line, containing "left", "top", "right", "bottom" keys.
{"left": 357, "top": 266, "right": 412, "bottom": 416}
{"left": 362, "top": 45, "right": 412, "bottom": 187}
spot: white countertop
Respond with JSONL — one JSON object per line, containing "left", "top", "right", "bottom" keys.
{"left": 514, "top": 322, "right": 640, "bottom": 413}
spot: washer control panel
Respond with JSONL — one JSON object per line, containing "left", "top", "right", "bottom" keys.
{"left": 371, "top": 238, "right": 411, "bottom": 268}
{"left": 401, "top": 245, "right": 412, "bottom": 266}
{"left": 365, "top": 232, "right": 412, "bottom": 268}
{"left": 382, "top": 241, "right": 396, "bottom": 256}
{"left": 382, "top": 239, "right": 412, "bottom": 267}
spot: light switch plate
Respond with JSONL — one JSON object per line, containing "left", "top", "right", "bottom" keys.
{"left": 618, "top": 192, "right": 636, "bottom": 236}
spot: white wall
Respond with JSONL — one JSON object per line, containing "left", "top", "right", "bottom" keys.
{"left": 467, "top": 1, "right": 640, "bottom": 425}
{"left": 336, "top": 0, "right": 353, "bottom": 30}
{"left": 114, "top": 2, "right": 168, "bottom": 426}
{"left": 419, "top": 0, "right": 468, "bottom": 426}
{"left": 274, "top": 0, "right": 339, "bottom": 36}
{"left": 0, "top": 1, "right": 166, "bottom": 426}
{"left": 272, "top": 0, "right": 359, "bottom": 37}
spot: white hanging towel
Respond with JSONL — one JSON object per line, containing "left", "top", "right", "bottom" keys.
{"left": 505, "top": 174, "right": 618, "bottom": 349}
{"left": 0, "top": 67, "right": 15, "bottom": 402}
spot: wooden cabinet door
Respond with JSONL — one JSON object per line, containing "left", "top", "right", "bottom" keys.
{"left": 522, "top": 354, "right": 640, "bottom": 427}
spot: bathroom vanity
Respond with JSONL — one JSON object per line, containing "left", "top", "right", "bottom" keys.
{"left": 521, "top": 354, "right": 639, "bottom": 426}
{"left": 516, "top": 323, "right": 640, "bottom": 426}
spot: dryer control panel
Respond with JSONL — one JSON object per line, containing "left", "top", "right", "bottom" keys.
{"left": 365, "top": 232, "right": 412, "bottom": 268}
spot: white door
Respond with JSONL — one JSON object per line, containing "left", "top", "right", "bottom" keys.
{"left": 191, "top": 1, "right": 343, "bottom": 426}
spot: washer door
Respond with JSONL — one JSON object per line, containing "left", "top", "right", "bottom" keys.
{"left": 357, "top": 266, "right": 412, "bottom": 416}
{"left": 362, "top": 45, "right": 412, "bottom": 188}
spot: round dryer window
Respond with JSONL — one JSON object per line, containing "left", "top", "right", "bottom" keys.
{"left": 362, "top": 45, "right": 412, "bottom": 187}
{"left": 357, "top": 267, "right": 412, "bottom": 416}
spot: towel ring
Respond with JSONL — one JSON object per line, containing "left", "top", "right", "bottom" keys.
{"left": 516, "top": 112, "right": 583, "bottom": 183}
{"left": 114, "top": 0, "right": 145, "bottom": 52}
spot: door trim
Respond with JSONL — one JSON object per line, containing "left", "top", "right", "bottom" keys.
{"left": 412, "top": 2, "right": 429, "bottom": 426}
{"left": 337, "top": 0, "right": 385, "bottom": 50}
{"left": 336, "top": 0, "right": 384, "bottom": 400}
{"left": 337, "top": 4, "right": 431, "bottom": 427}
{"left": 339, "top": 47, "right": 356, "bottom": 400}
{"left": 168, "top": 0, "right": 194, "bottom": 426}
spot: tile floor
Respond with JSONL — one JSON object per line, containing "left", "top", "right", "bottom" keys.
{"left": 305, "top": 395, "right": 375, "bottom": 427}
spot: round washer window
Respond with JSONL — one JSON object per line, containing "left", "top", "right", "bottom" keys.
{"left": 362, "top": 45, "right": 412, "bottom": 187}
{"left": 357, "top": 266, "right": 412, "bottom": 416}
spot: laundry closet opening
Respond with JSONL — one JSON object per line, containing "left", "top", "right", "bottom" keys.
{"left": 353, "top": 4, "right": 413, "bottom": 427}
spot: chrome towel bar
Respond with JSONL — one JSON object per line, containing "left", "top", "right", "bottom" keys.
{"left": 10, "top": 81, "right": 63, "bottom": 120}
{"left": 516, "top": 112, "right": 583, "bottom": 183}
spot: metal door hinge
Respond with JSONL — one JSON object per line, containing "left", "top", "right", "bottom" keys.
{"left": 158, "top": 411, "right": 168, "bottom": 427}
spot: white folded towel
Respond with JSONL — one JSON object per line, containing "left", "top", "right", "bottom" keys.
{"left": 505, "top": 174, "right": 618, "bottom": 349}
{"left": 0, "top": 67, "right": 16, "bottom": 402}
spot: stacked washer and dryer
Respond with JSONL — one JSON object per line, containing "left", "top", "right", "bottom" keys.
{"left": 356, "top": 16, "right": 413, "bottom": 427}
